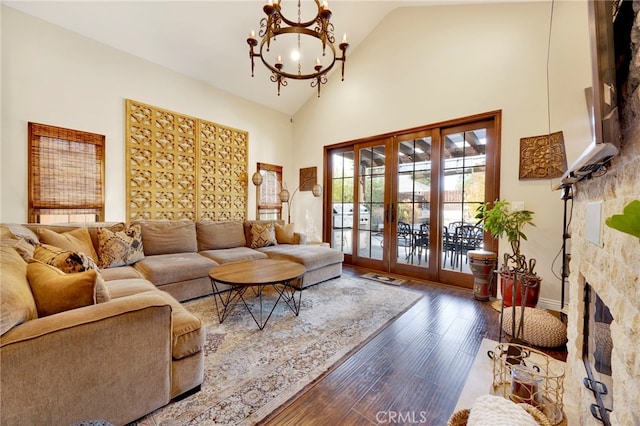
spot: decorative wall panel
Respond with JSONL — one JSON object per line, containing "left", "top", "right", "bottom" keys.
{"left": 126, "top": 99, "right": 248, "bottom": 221}
{"left": 518, "top": 131, "right": 567, "bottom": 180}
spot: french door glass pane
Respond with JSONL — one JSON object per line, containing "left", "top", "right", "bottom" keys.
{"left": 357, "top": 145, "right": 385, "bottom": 260}
{"left": 331, "top": 151, "right": 354, "bottom": 253}
{"left": 396, "top": 136, "right": 431, "bottom": 266}
{"left": 441, "top": 128, "right": 487, "bottom": 272}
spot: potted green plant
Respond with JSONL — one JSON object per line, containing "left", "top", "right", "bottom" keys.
{"left": 475, "top": 200, "right": 540, "bottom": 307}
{"left": 605, "top": 200, "right": 640, "bottom": 240}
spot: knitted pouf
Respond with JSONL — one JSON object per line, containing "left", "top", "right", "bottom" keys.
{"left": 463, "top": 395, "right": 551, "bottom": 426}
{"left": 502, "top": 307, "right": 567, "bottom": 348}
{"left": 447, "top": 403, "right": 552, "bottom": 426}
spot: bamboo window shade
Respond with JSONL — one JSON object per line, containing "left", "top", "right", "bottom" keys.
{"left": 28, "top": 122, "right": 105, "bottom": 223}
{"left": 257, "top": 162, "right": 283, "bottom": 211}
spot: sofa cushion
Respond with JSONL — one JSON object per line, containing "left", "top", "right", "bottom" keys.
{"left": 26, "top": 260, "right": 98, "bottom": 317}
{"left": 275, "top": 223, "right": 296, "bottom": 244}
{"left": 37, "top": 227, "right": 99, "bottom": 263}
{"left": 199, "top": 247, "right": 268, "bottom": 264}
{"left": 197, "top": 220, "right": 246, "bottom": 250}
{"left": 0, "top": 245, "right": 38, "bottom": 336}
{"left": 106, "top": 278, "right": 158, "bottom": 298}
{"left": 258, "top": 244, "right": 344, "bottom": 270}
{"left": 33, "top": 244, "right": 111, "bottom": 304}
{"left": 99, "top": 266, "right": 143, "bottom": 281}
{"left": 96, "top": 224, "right": 145, "bottom": 268}
{"left": 134, "top": 220, "right": 198, "bottom": 255}
{"left": 134, "top": 253, "right": 217, "bottom": 286}
{"left": 250, "top": 222, "right": 277, "bottom": 248}
{"left": 148, "top": 290, "right": 204, "bottom": 359}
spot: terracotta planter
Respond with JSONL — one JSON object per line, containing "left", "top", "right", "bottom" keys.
{"left": 500, "top": 271, "right": 541, "bottom": 308}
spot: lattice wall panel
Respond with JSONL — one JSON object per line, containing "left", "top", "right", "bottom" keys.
{"left": 198, "top": 121, "right": 248, "bottom": 221}
{"left": 126, "top": 99, "right": 248, "bottom": 221}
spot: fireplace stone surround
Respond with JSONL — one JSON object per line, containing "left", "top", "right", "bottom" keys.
{"left": 565, "top": 4, "right": 640, "bottom": 425}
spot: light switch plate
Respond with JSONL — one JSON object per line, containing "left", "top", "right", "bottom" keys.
{"left": 585, "top": 201, "right": 603, "bottom": 246}
{"left": 511, "top": 201, "right": 525, "bottom": 211}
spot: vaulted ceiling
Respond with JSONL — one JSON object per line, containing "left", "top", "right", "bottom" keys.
{"left": 4, "top": 1, "right": 520, "bottom": 116}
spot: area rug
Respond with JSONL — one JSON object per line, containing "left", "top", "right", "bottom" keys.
{"left": 135, "top": 276, "right": 422, "bottom": 426}
{"left": 454, "top": 338, "right": 578, "bottom": 424}
{"left": 361, "top": 271, "right": 407, "bottom": 286}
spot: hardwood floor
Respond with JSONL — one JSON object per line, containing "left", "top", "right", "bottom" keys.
{"left": 261, "top": 265, "right": 567, "bottom": 426}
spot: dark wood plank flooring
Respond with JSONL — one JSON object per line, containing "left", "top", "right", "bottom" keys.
{"left": 261, "top": 265, "right": 567, "bottom": 426}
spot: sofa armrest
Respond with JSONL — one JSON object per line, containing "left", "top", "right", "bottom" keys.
{"left": 294, "top": 232, "right": 307, "bottom": 245}
{"left": 1, "top": 294, "right": 173, "bottom": 426}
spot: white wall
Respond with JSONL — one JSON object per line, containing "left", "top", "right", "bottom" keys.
{"left": 1, "top": 2, "right": 594, "bottom": 307}
{"left": 291, "top": 1, "right": 593, "bottom": 306}
{"left": 0, "top": 5, "right": 292, "bottom": 223}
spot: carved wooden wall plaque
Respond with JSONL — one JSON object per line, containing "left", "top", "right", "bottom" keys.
{"left": 519, "top": 131, "right": 567, "bottom": 179}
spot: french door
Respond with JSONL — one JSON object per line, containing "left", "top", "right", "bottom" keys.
{"left": 324, "top": 112, "right": 500, "bottom": 288}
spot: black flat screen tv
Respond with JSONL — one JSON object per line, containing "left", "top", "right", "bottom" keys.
{"left": 559, "top": 0, "right": 631, "bottom": 187}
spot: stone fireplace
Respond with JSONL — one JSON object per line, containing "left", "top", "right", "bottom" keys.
{"left": 565, "top": 4, "right": 640, "bottom": 424}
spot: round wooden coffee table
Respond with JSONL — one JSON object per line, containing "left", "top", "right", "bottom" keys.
{"left": 208, "top": 259, "right": 306, "bottom": 330}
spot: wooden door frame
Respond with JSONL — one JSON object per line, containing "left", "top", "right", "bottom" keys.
{"left": 323, "top": 110, "right": 501, "bottom": 288}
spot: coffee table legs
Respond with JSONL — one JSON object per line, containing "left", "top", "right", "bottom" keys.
{"left": 210, "top": 278, "right": 303, "bottom": 330}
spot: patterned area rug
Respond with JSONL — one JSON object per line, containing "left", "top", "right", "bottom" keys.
{"left": 135, "top": 276, "right": 422, "bottom": 426}
{"left": 361, "top": 272, "right": 407, "bottom": 286}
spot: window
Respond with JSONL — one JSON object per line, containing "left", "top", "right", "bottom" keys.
{"left": 324, "top": 112, "right": 500, "bottom": 288}
{"left": 255, "top": 162, "right": 283, "bottom": 220}
{"left": 28, "top": 122, "right": 105, "bottom": 223}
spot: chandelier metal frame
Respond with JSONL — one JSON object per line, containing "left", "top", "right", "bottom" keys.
{"left": 247, "top": 0, "right": 349, "bottom": 96}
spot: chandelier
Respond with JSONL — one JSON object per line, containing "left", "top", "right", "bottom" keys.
{"left": 247, "top": 0, "right": 349, "bottom": 97}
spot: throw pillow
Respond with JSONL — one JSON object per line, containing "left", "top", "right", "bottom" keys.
{"left": 33, "top": 244, "right": 110, "bottom": 304}
{"left": 3, "top": 224, "right": 39, "bottom": 245}
{"left": 26, "top": 259, "right": 97, "bottom": 317}
{"left": 37, "top": 227, "right": 99, "bottom": 263}
{"left": 96, "top": 224, "right": 145, "bottom": 268}
{"left": 0, "top": 237, "right": 35, "bottom": 261}
{"left": 1, "top": 245, "right": 38, "bottom": 336}
{"left": 34, "top": 243, "right": 85, "bottom": 273}
{"left": 275, "top": 223, "right": 296, "bottom": 244}
{"left": 250, "top": 222, "right": 277, "bottom": 248}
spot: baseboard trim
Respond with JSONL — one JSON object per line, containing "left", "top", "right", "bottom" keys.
{"left": 535, "top": 297, "right": 562, "bottom": 312}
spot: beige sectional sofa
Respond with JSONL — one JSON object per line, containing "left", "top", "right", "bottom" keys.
{"left": 0, "top": 219, "right": 342, "bottom": 425}
{"left": 0, "top": 226, "right": 205, "bottom": 426}
{"left": 128, "top": 219, "right": 343, "bottom": 301}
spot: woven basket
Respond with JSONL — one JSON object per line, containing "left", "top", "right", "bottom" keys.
{"left": 447, "top": 403, "right": 552, "bottom": 426}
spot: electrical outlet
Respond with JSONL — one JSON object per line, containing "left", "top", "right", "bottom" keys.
{"left": 511, "top": 201, "right": 525, "bottom": 211}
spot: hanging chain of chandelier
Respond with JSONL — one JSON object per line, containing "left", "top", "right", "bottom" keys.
{"left": 247, "top": 0, "right": 349, "bottom": 97}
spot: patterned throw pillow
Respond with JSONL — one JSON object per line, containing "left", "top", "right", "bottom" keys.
{"left": 250, "top": 222, "right": 277, "bottom": 248}
{"left": 96, "top": 224, "right": 145, "bottom": 268}
{"left": 33, "top": 244, "right": 110, "bottom": 303}
{"left": 34, "top": 244, "right": 86, "bottom": 273}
